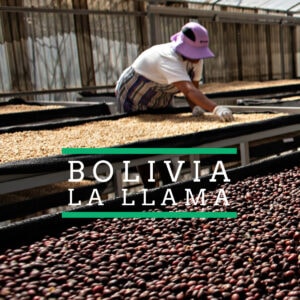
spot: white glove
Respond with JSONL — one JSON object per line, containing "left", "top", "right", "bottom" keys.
{"left": 213, "top": 106, "right": 234, "bottom": 122}
{"left": 192, "top": 106, "right": 205, "bottom": 117}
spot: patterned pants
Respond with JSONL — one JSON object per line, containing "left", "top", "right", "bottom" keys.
{"left": 115, "top": 67, "right": 179, "bottom": 113}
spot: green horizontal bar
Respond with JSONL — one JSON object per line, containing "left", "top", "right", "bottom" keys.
{"left": 62, "top": 147, "right": 237, "bottom": 155}
{"left": 62, "top": 211, "right": 237, "bottom": 219}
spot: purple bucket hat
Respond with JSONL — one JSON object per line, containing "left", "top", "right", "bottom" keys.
{"left": 170, "top": 22, "right": 215, "bottom": 59}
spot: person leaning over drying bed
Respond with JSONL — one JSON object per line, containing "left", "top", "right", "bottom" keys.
{"left": 115, "top": 21, "right": 234, "bottom": 122}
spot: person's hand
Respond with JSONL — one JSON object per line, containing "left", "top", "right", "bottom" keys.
{"left": 192, "top": 106, "right": 205, "bottom": 117}
{"left": 213, "top": 106, "right": 234, "bottom": 122}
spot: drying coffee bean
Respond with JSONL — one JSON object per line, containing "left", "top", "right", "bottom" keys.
{"left": 0, "top": 167, "right": 299, "bottom": 299}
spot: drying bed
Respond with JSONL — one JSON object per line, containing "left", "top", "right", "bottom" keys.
{"left": 0, "top": 113, "right": 299, "bottom": 197}
{"left": 0, "top": 113, "right": 299, "bottom": 172}
{"left": 0, "top": 100, "right": 112, "bottom": 133}
{"left": 0, "top": 104, "right": 64, "bottom": 114}
{"left": 0, "top": 180, "right": 108, "bottom": 226}
{"left": 0, "top": 112, "right": 288, "bottom": 164}
{"left": 0, "top": 152, "right": 299, "bottom": 299}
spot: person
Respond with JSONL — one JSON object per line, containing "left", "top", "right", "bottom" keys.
{"left": 115, "top": 21, "right": 234, "bottom": 122}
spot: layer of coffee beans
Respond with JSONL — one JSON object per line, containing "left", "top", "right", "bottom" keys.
{"left": 0, "top": 166, "right": 299, "bottom": 299}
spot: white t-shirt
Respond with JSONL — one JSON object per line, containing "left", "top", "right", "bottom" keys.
{"left": 132, "top": 43, "right": 203, "bottom": 84}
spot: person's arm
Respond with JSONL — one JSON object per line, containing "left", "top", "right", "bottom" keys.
{"left": 173, "top": 80, "right": 217, "bottom": 112}
{"left": 173, "top": 80, "right": 234, "bottom": 121}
